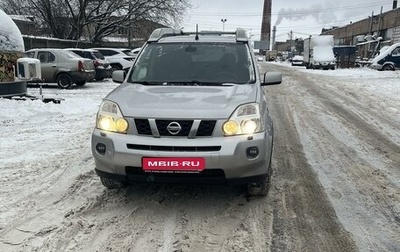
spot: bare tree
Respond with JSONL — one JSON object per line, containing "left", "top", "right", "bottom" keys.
{"left": 0, "top": 0, "right": 190, "bottom": 42}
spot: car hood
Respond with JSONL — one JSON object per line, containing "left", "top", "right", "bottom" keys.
{"left": 106, "top": 83, "right": 259, "bottom": 118}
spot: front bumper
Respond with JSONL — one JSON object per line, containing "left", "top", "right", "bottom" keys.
{"left": 370, "top": 63, "right": 383, "bottom": 70}
{"left": 91, "top": 129, "right": 273, "bottom": 185}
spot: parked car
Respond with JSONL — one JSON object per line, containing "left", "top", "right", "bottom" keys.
{"left": 65, "top": 48, "right": 112, "bottom": 80}
{"left": 91, "top": 48, "right": 136, "bottom": 72}
{"left": 291, "top": 55, "right": 305, "bottom": 66}
{"left": 91, "top": 28, "right": 282, "bottom": 196}
{"left": 24, "top": 48, "right": 95, "bottom": 89}
{"left": 131, "top": 47, "right": 142, "bottom": 57}
{"left": 370, "top": 42, "right": 400, "bottom": 71}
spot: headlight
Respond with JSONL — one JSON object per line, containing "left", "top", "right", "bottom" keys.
{"left": 96, "top": 100, "right": 128, "bottom": 133}
{"left": 222, "top": 103, "right": 263, "bottom": 136}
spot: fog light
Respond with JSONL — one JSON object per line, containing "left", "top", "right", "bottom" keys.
{"left": 96, "top": 143, "right": 106, "bottom": 155}
{"left": 246, "top": 146, "right": 259, "bottom": 159}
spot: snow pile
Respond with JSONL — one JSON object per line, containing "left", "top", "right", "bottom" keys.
{"left": 0, "top": 9, "right": 25, "bottom": 52}
{"left": 313, "top": 46, "right": 335, "bottom": 61}
{"left": 311, "top": 35, "right": 335, "bottom": 62}
{"left": 312, "top": 35, "right": 334, "bottom": 47}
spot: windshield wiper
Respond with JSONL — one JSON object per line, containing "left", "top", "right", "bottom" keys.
{"left": 132, "top": 81, "right": 233, "bottom": 86}
{"left": 164, "top": 81, "right": 226, "bottom": 86}
{"left": 132, "top": 81, "right": 164, "bottom": 85}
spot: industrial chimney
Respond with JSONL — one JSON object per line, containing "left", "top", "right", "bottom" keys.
{"left": 261, "top": 0, "right": 272, "bottom": 49}
{"left": 272, "top": 26, "right": 276, "bottom": 50}
{"left": 394, "top": 0, "right": 398, "bottom": 9}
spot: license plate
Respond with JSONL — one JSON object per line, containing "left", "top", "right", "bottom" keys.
{"left": 142, "top": 157, "right": 205, "bottom": 172}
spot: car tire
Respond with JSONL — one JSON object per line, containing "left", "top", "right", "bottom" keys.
{"left": 247, "top": 159, "right": 272, "bottom": 196}
{"left": 75, "top": 81, "right": 86, "bottom": 86}
{"left": 100, "top": 177, "right": 127, "bottom": 189}
{"left": 382, "top": 64, "right": 395, "bottom": 71}
{"left": 56, "top": 73, "right": 73, "bottom": 89}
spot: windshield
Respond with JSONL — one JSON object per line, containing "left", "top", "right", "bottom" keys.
{"left": 128, "top": 43, "right": 255, "bottom": 85}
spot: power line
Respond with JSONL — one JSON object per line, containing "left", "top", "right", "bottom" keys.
{"left": 187, "top": 1, "right": 393, "bottom": 17}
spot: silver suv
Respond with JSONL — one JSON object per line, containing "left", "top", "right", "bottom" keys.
{"left": 91, "top": 28, "right": 282, "bottom": 196}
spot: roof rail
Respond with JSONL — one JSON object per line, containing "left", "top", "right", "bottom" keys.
{"left": 147, "top": 27, "right": 248, "bottom": 42}
{"left": 235, "top": 28, "right": 248, "bottom": 42}
{"left": 148, "top": 28, "right": 183, "bottom": 42}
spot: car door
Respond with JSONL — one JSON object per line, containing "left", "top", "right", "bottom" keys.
{"left": 37, "top": 51, "right": 57, "bottom": 82}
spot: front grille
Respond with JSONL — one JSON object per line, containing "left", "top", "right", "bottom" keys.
{"left": 197, "top": 120, "right": 216, "bottom": 136}
{"left": 135, "top": 119, "right": 152, "bottom": 135}
{"left": 134, "top": 119, "right": 216, "bottom": 137}
{"left": 127, "top": 144, "right": 221, "bottom": 152}
{"left": 156, "top": 120, "right": 193, "bottom": 136}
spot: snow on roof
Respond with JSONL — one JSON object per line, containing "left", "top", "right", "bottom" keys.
{"left": 9, "top": 14, "right": 34, "bottom": 23}
{"left": 0, "top": 9, "right": 25, "bottom": 52}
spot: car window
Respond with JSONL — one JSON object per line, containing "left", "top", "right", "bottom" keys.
{"left": 70, "top": 50, "right": 84, "bottom": 57}
{"left": 83, "top": 51, "right": 95, "bottom": 59}
{"left": 97, "top": 49, "right": 117, "bottom": 56}
{"left": 392, "top": 47, "right": 400, "bottom": 56}
{"left": 37, "top": 51, "right": 55, "bottom": 63}
{"left": 93, "top": 51, "right": 105, "bottom": 59}
{"left": 24, "top": 51, "right": 35, "bottom": 58}
{"left": 129, "top": 43, "right": 254, "bottom": 84}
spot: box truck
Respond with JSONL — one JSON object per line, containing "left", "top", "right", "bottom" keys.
{"left": 304, "top": 35, "right": 336, "bottom": 70}
{"left": 266, "top": 50, "right": 278, "bottom": 61}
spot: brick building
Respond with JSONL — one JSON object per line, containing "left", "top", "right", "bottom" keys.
{"left": 321, "top": 6, "right": 400, "bottom": 46}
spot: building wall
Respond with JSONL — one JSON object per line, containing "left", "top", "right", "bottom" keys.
{"left": 322, "top": 8, "right": 400, "bottom": 45}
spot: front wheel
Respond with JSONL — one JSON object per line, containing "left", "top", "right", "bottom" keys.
{"left": 56, "top": 73, "right": 73, "bottom": 89}
{"left": 247, "top": 165, "right": 272, "bottom": 196}
{"left": 382, "top": 64, "right": 395, "bottom": 71}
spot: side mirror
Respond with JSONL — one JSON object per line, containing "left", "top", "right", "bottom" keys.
{"left": 262, "top": 71, "right": 282, "bottom": 86}
{"left": 112, "top": 70, "right": 126, "bottom": 84}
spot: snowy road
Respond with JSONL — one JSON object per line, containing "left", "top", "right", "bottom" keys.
{"left": 0, "top": 63, "right": 399, "bottom": 252}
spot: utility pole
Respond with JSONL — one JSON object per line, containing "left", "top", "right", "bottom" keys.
{"left": 289, "top": 30, "right": 293, "bottom": 52}
{"left": 221, "top": 19, "right": 227, "bottom": 32}
{"left": 369, "top": 11, "right": 374, "bottom": 34}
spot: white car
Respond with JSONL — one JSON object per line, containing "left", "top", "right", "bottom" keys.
{"left": 131, "top": 47, "right": 142, "bottom": 56}
{"left": 291, "top": 55, "right": 304, "bottom": 66}
{"left": 91, "top": 48, "right": 136, "bottom": 71}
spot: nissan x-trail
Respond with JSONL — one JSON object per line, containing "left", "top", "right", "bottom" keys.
{"left": 91, "top": 28, "right": 282, "bottom": 196}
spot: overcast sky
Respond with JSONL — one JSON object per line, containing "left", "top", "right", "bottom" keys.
{"left": 181, "top": 0, "right": 396, "bottom": 41}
